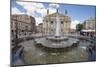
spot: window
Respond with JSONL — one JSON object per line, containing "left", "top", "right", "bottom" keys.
{"left": 51, "top": 21, "right": 53, "bottom": 24}
{"left": 61, "top": 21, "right": 63, "bottom": 24}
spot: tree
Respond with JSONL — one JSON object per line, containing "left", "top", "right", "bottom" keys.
{"left": 76, "top": 24, "right": 84, "bottom": 31}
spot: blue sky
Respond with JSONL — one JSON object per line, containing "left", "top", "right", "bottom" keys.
{"left": 44, "top": 3, "right": 96, "bottom": 21}
{"left": 11, "top": 0, "right": 96, "bottom": 28}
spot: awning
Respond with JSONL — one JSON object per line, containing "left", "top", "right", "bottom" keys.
{"left": 81, "top": 29, "right": 95, "bottom": 32}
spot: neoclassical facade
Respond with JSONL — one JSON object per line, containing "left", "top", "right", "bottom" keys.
{"left": 11, "top": 14, "right": 36, "bottom": 37}
{"left": 43, "top": 12, "right": 71, "bottom": 35}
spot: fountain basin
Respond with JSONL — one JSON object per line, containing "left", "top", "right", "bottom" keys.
{"left": 46, "top": 36, "right": 68, "bottom": 42}
{"left": 35, "top": 37, "right": 79, "bottom": 48}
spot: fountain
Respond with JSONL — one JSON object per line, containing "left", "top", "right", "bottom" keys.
{"left": 21, "top": 9, "right": 91, "bottom": 65}
{"left": 54, "top": 10, "right": 61, "bottom": 37}
{"left": 35, "top": 9, "right": 79, "bottom": 48}
{"left": 13, "top": 6, "right": 95, "bottom": 66}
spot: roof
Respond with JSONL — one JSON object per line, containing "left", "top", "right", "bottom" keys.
{"left": 43, "top": 12, "right": 71, "bottom": 22}
{"left": 44, "top": 12, "right": 69, "bottom": 18}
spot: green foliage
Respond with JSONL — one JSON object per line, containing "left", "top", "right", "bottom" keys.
{"left": 76, "top": 24, "right": 84, "bottom": 31}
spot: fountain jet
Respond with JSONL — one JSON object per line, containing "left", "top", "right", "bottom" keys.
{"left": 55, "top": 9, "right": 61, "bottom": 38}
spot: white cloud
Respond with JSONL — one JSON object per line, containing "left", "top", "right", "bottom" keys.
{"left": 48, "top": 3, "right": 60, "bottom": 14}
{"left": 71, "top": 20, "right": 80, "bottom": 29}
{"left": 13, "top": 2, "right": 60, "bottom": 25}
{"left": 49, "top": 4, "right": 59, "bottom": 9}
{"left": 17, "top": 2, "right": 47, "bottom": 16}
{"left": 48, "top": 8, "right": 56, "bottom": 14}
{"left": 35, "top": 17, "right": 43, "bottom": 25}
{"left": 16, "top": 2, "right": 47, "bottom": 25}
{"left": 12, "top": 7, "right": 24, "bottom": 14}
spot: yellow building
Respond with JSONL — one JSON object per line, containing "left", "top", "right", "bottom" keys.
{"left": 11, "top": 14, "right": 36, "bottom": 37}
{"left": 43, "top": 12, "right": 71, "bottom": 35}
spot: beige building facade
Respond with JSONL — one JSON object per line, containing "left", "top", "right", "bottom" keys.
{"left": 36, "top": 23, "right": 43, "bottom": 33}
{"left": 11, "top": 14, "right": 36, "bottom": 37}
{"left": 43, "top": 12, "right": 71, "bottom": 35}
{"left": 83, "top": 17, "right": 96, "bottom": 30}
